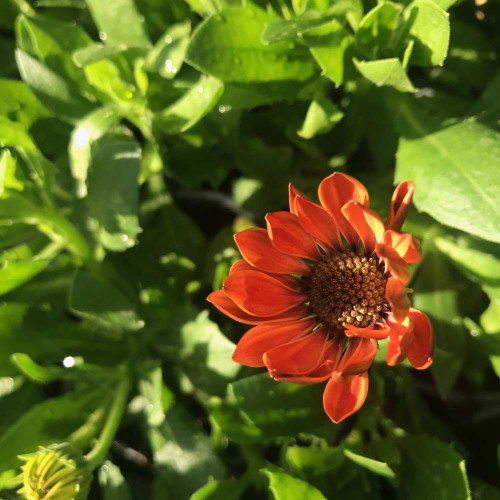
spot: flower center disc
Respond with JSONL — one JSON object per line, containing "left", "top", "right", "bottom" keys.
{"left": 303, "top": 249, "right": 389, "bottom": 332}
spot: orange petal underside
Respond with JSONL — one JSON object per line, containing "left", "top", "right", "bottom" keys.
{"left": 385, "top": 277, "right": 411, "bottom": 322}
{"left": 264, "top": 326, "right": 328, "bottom": 375}
{"left": 386, "top": 314, "right": 414, "bottom": 366}
{"left": 232, "top": 318, "right": 318, "bottom": 367}
{"left": 289, "top": 183, "right": 309, "bottom": 215}
{"left": 295, "top": 196, "right": 342, "bottom": 249}
{"left": 266, "top": 211, "right": 322, "bottom": 261}
{"left": 207, "top": 290, "right": 309, "bottom": 325}
{"left": 336, "top": 337, "right": 378, "bottom": 376}
{"left": 223, "top": 270, "right": 307, "bottom": 317}
{"left": 318, "top": 172, "right": 369, "bottom": 247}
{"left": 234, "top": 228, "right": 311, "bottom": 275}
{"left": 386, "top": 181, "right": 415, "bottom": 232}
{"left": 407, "top": 308, "right": 434, "bottom": 370}
{"left": 344, "top": 322, "right": 391, "bottom": 340}
{"left": 341, "top": 201, "right": 385, "bottom": 253}
{"left": 383, "top": 230, "right": 422, "bottom": 264}
{"left": 323, "top": 372, "right": 369, "bottom": 423}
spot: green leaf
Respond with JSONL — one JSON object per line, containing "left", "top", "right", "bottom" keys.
{"left": 185, "top": 5, "right": 317, "bottom": 83}
{"left": 354, "top": 58, "right": 416, "bottom": 93}
{"left": 145, "top": 21, "right": 191, "bottom": 79}
{"left": 0, "top": 258, "right": 50, "bottom": 297}
{"left": 69, "top": 271, "right": 144, "bottom": 332}
{"left": 398, "top": 436, "right": 471, "bottom": 500}
{"left": 98, "top": 461, "right": 133, "bottom": 500}
{"left": 156, "top": 75, "right": 224, "bottom": 134}
{"left": 395, "top": 97, "right": 500, "bottom": 243}
{"left": 302, "top": 19, "right": 354, "bottom": 87}
{"left": 263, "top": 469, "right": 327, "bottom": 500}
{"left": 297, "top": 97, "right": 343, "bottom": 139}
{"left": 69, "top": 105, "right": 121, "bottom": 197}
{"left": 286, "top": 446, "right": 345, "bottom": 476}
{"left": 403, "top": 0, "right": 450, "bottom": 67}
{"left": 85, "top": 0, "right": 151, "bottom": 48}
{"left": 343, "top": 448, "right": 396, "bottom": 478}
{"left": 0, "top": 117, "right": 38, "bottom": 151}
{"left": 87, "top": 140, "right": 142, "bottom": 251}
{"left": 15, "top": 50, "right": 95, "bottom": 121}
{"left": 355, "top": 2, "right": 401, "bottom": 60}
{"left": 0, "top": 387, "right": 106, "bottom": 471}
{"left": 190, "top": 477, "right": 245, "bottom": 500}
{"left": 10, "top": 353, "right": 65, "bottom": 383}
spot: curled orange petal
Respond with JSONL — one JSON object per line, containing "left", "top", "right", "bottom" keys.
{"left": 341, "top": 201, "right": 385, "bottom": 253}
{"left": 386, "top": 181, "right": 415, "bottom": 232}
{"left": 230, "top": 259, "right": 300, "bottom": 288}
{"left": 386, "top": 314, "right": 414, "bottom": 366}
{"left": 344, "top": 322, "right": 391, "bottom": 340}
{"left": 323, "top": 372, "right": 369, "bottom": 423}
{"left": 407, "top": 308, "right": 434, "bottom": 370}
{"left": 288, "top": 182, "right": 309, "bottom": 215}
{"left": 336, "top": 337, "right": 378, "bottom": 376}
{"left": 385, "top": 277, "right": 411, "bottom": 322}
{"left": 375, "top": 241, "right": 411, "bottom": 285}
{"left": 383, "top": 230, "right": 422, "bottom": 264}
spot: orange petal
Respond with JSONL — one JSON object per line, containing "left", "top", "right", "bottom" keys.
{"left": 264, "top": 326, "right": 328, "bottom": 375}
{"left": 234, "top": 228, "right": 311, "bottom": 275}
{"left": 223, "top": 270, "right": 307, "bottom": 317}
{"left": 386, "top": 314, "right": 414, "bottom": 366}
{"left": 375, "top": 242, "right": 411, "bottom": 285}
{"left": 289, "top": 183, "right": 309, "bottom": 215}
{"left": 232, "top": 318, "right": 318, "bottom": 367}
{"left": 207, "top": 290, "right": 309, "bottom": 325}
{"left": 341, "top": 201, "right": 385, "bottom": 253}
{"left": 230, "top": 259, "right": 300, "bottom": 288}
{"left": 344, "top": 322, "right": 390, "bottom": 340}
{"left": 295, "top": 196, "right": 342, "bottom": 249}
{"left": 407, "top": 308, "right": 434, "bottom": 370}
{"left": 382, "top": 230, "right": 422, "bottom": 264}
{"left": 386, "top": 181, "right": 415, "bottom": 232}
{"left": 385, "top": 277, "right": 411, "bottom": 322}
{"left": 323, "top": 372, "right": 369, "bottom": 423}
{"left": 266, "top": 211, "right": 322, "bottom": 261}
{"left": 336, "top": 337, "right": 378, "bottom": 376}
{"left": 318, "top": 172, "right": 369, "bottom": 247}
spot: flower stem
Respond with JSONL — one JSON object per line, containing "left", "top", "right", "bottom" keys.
{"left": 85, "top": 372, "right": 131, "bottom": 470}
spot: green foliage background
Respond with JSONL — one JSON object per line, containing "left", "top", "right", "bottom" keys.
{"left": 0, "top": 0, "right": 499, "bottom": 498}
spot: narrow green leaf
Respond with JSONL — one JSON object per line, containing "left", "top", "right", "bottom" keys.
{"left": 344, "top": 448, "right": 396, "bottom": 478}
{"left": 0, "top": 259, "right": 50, "bottom": 297}
{"left": 185, "top": 5, "right": 317, "bottom": 83}
{"left": 354, "top": 58, "right": 416, "bottom": 92}
{"left": 87, "top": 140, "right": 142, "bottom": 251}
{"left": 286, "top": 446, "right": 345, "bottom": 476}
{"left": 85, "top": 0, "right": 151, "bottom": 48}
{"left": 297, "top": 98, "right": 343, "bottom": 139}
{"left": 263, "top": 470, "right": 327, "bottom": 500}
{"left": 10, "top": 353, "right": 64, "bottom": 383}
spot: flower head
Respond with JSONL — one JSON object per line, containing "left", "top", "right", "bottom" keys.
{"left": 208, "top": 173, "right": 434, "bottom": 423}
{"left": 18, "top": 444, "right": 91, "bottom": 500}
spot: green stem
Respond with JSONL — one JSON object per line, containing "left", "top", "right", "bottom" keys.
{"left": 85, "top": 372, "right": 131, "bottom": 470}
{"left": 9, "top": 0, "right": 35, "bottom": 15}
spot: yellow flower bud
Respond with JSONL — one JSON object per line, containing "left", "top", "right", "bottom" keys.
{"left": 18, "top": 444, "right": 90, "bottom": 500}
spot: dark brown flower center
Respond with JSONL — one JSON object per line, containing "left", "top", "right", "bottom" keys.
{"left": 303, "top": 249, "right": 389, "bottom": 333}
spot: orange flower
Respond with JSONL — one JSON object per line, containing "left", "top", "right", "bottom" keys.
{"left": 208, "top": 173, "right": 434, "bottom": 423}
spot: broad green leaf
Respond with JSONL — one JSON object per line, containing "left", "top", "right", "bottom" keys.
{"left": 15, "top": 50, "right": 95, "bottom": 121}
{"left": 145, "top": 21, "right": 191, "bottom": 79}
{"left": 481, "top": 286, "right": 500, "bottom": 335}
{"left": 73, "top": 43, "right": 131, "bottom": 68}
{"left": 263, "top": 470, "right": 327, "bottom": 500}
{"left": 87, "top": 140, "right": 142, "bottom": 251}
{"left": 10, "top": 353, "right": 65, "bottom": 383}
{"left": 98, "top": 461, "right": 133, "bottom": 500}
{"left": 398, "top": 436, "right": 471, "bottom": 500}
{"left": 0, "top": 258, "right": 50, "bottom": 297}
{"left": 343, "top": 448, "right": 396, "bottom": 478}
{"left": 355, "top": 2, "right": 401, "bottom": 60}
{"left": 432, "top": 0, "right": 457, "bottom": 8}
{"left": 0, "top": 79, "right": 50, "bottom": 130}
{"left": 156, "top": 75, "right": 224, "bottom": 134}
{"left": 0, "top": 387, "right": 106, "bottom": 471}
{"left": 185, "top": 5, "right": 317, "bottom": 83}
{"left": 354, "top": 58, "right": 416, "bottom": 93}
{"left": 85, "top": 0, "right": 151, "bottom": 48}
{"left": 150, "top": 405, "right": 225, "bottom": 499}
{"left": 69, "top": 105, "right": 121, "bottom": 197}
{"left": 0, "top": 117, "right": 38, "bottom": 151}
{"left": 395, "top": 98, "right": 500, "bottom": 243}
{"left": 190, "top": 477, "right": 244, "bottom": 500}
{"left": 69, "top": 271, "right": 144, "bottom": 332}
{"left": 412, "top": 250, "right": 466, "bottom": 399}
{"left": 297, "top": 98, "right": 343, "bottom": 139}
{"left": 286, "top": 446, "right": 345, "bottom": 476}
{"left": 302, "top": 20, "right": 354, "bottom": 87}
{"left": 403, "top": 0, "right": 450, "bottom": 67}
